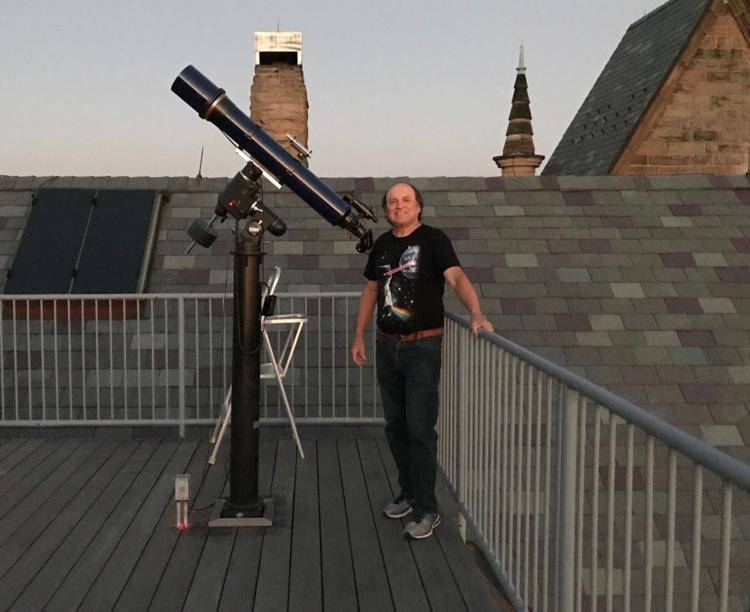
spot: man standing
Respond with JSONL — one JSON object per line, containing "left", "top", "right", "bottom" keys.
{"left": 351, "top": 182, "right": 493, "bottom": 539}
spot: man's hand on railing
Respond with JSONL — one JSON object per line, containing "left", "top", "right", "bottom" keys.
{"left": 351, "top": 337, "right": 367, "bottom": 367}
{"left": 470, "top": 313, "right": 494, "bottom": 336}
{"left": 444, "top": 266, "right": 493, "bottom": 337}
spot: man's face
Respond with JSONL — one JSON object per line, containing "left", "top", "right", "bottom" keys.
{"left": 384, "top": 183, "right": 421, "bottom": 229}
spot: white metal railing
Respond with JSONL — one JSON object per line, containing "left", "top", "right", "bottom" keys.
{"left": 5, "top": 292, "right": 750, "bottom": 610}
{"left": 440, "top": 312, "right": 750, "bottom": 612}
{"left": 0, "top": 293, "right": 381, "bottom": 434}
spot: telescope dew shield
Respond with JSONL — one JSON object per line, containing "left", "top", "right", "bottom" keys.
{"left": 171, "top": 65, "right": 372, "bottom": 242}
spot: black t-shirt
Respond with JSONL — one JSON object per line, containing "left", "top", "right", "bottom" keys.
{"left": 364, "top": 225, "right": 460, "bottom": 334}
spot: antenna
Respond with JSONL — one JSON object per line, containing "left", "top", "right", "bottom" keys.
{"left": 197, "top": 145, "right": 204, "bottom": 179}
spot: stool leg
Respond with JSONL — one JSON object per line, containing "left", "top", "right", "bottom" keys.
{"left": 263, "top": 332, "right": 305, "bottom": 458}
{"left": 277, "top": 376, "right": 305, "bottom": 459}
{"left": 208, "top": 388, "right": 232, "bottom": 465}
{"left": 209, "top": 386, "right": 231, "bottom": 443}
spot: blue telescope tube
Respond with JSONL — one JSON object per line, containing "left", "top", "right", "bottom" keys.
{"left": 171, "top": 65, "right": 371, "bottom": 241}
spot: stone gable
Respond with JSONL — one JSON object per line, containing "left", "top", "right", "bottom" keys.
{"left": 614, "top": 6, "right": 750, "bottom": 174}
{"left": 544, "top": 0, "right": 750, "bottom": 176}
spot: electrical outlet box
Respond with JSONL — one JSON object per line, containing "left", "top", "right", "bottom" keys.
{"left": 175, "top": 474, "right": 190, "bottom": 501}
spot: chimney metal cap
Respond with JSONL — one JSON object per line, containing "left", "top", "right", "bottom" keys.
{"left": 255, "top": 32, "right": 302, "bottom": 66}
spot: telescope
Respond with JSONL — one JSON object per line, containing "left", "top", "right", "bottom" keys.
{"left": 171, "top": 65, "right": 376, "bottom": 253}
{"left": 171, "top": 65, "right": 377, "bottom": 526}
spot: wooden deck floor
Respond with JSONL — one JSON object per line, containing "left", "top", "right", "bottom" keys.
{"left": 0, "top": 426, "right": 502, "bottom": 611}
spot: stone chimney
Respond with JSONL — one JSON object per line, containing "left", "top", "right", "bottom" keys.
{"left": 250, "top": 32, "right": 309, "bottom": 165}
{"left": 493, "top": 46, "right": 544, "bottom": 176}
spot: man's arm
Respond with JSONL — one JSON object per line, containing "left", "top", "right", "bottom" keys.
{"left": 443, "top": 266, "right": 493, "bottom": 335}
{"left": 351, "top": 280, "right": 378, "bottom": 366}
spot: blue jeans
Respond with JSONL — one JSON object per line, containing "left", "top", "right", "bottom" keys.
{"left": 376, "top": 334, "right": 442, "bottom": 517}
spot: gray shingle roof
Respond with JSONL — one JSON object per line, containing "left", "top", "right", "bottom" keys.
{"left": 1, "top": 173, "right": 749, "bottom": 460}
{"left": 542, "top": 0, "right": 712, "bottom": 176}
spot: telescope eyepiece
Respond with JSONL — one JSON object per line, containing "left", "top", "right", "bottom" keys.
{"left": 355, "top": 230, "right": 374, "bottom": 253}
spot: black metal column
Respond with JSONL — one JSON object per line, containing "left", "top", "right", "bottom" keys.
{"left": 226, "top": 221, "right": 264, "bottom": 516}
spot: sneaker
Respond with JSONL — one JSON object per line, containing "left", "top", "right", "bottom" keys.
{"left": 382, "top": 496, "right": 413, "bottom": 519}
{"left": 403, "top": 512, "right": 441, "bottom": 539}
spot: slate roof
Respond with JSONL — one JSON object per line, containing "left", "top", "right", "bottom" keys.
{"left": 542, "top": 0, "right": 712, "bottom": 176}
{"left": 1, "top": 173, "right": 749, "bottom": 461}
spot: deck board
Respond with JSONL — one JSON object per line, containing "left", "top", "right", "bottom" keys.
{"left": 182, "top": 452, "right": 237, "bottom": 612}
{"left": 0, "top": 439, "right": 84, "bottom": 514}
{"left": 0, "top": 441, "right": 137, "bottom": 609}
{"left": 253, "top": 438, "right": 297, "bottom": 611}
{"left": 0, "top": 440, "right": 124, "bottom": 579}
{"left": 434, "top": 481, "right": 504, "bottom": 612}
{"left": 147, "top": 441, "right": 228, "bottom": 612}
{"left": 288, "top": 440, "right": 322, "bottom": 612}
{"left": 216, "top": 439, "right": 273, "bottom": 612}
{"left": 80, "top": 439, "right": 200, "bottom": 611}
{"left": 0, "top": 427, "right": 501, "bottom": 611}
{"left": 0, "top": 438, "right": 28, "bottom": 464}
{"left": 339, "top": 437, "right": 394, "bottom": 612}
{"left": 317, "top": 437, "right": 358, "bottom": 612}
{"left": 9, "top": 441, "right": 158, "bottom": 611}
{"left": 113, "top": 440, "right": 212, "bottom": 611}
{"left": 357, "top": 437, "right": 431, "bottom": 612}
{"left": 44, "top": 440, "right": 177, "bottom": 611}
{"left": 0, "top": 438, "right": 47, "bottom": 480}
{"left": 0, "top": 440, "right": 101, "bottom": 567}
{"left": 376, "top": 436, "right": 470, "bottom": 612}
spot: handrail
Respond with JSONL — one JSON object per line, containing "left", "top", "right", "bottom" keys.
{"left": 447, "top": 310, "right": 750, "bottom": 493}
{"left": 0, "top": 291, "right": 361, "bottom": 300}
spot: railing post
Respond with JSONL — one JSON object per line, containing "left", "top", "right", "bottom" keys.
{"left": 558, "top": 387, "right": 579, "bottom": 611}
{"left": 456, "top": 325, "right": 466, "bottom": 505}
{"left": 177, "top": 297, "right": 186, "bottom": 438}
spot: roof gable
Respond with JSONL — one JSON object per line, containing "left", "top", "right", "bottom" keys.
{"left": 543, "top": 0, "right": 712, "bottom": 176}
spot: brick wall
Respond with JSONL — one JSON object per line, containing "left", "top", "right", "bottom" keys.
{"left": 250, "top": 65, "right": 309, "bottom": 163}
{"left": 615, "top": 11, "right": 750, "bottom": 175}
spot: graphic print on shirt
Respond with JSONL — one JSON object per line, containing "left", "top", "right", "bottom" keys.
{"left": 378, "top": 245, "right": 420, "bottom": 323}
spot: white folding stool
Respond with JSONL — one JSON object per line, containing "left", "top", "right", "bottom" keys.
{"left": 208, "top": 267, "right": 306, "bottom": 463}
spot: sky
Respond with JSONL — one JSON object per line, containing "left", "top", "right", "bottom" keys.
{"left": 1, "top": 0, "right": 667, "bottom": 179}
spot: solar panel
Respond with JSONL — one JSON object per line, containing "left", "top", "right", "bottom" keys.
{"left": 72, "top": 190, "right": 155, "bottom": 293}
{"left": 4, "top": 189, "right": 94, "bottom": 294}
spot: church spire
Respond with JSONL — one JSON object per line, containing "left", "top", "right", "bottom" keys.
{"left": 493, "top": 45, "right": 544, "bottom": 176}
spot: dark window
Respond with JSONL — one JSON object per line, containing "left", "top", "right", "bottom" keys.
{"left": 4, "top": 189, "right": 94, "bottom": 294}
{"left": 73, "top": 190, "right": 154, "bottom": 293}
{"left": 5, "top": 188, "right": 156, "bottom": 295}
